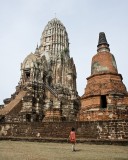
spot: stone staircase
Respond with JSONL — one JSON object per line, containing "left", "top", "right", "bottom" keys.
{"left": 0, "top": 90, "right": 27, "bottom": 116}
{"left": 43, "top": 83, "right": 58, "bottom": 97}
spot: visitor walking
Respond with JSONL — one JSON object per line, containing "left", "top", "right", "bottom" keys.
{"left": 69, "top": 127, "right": 76, "bottom": 151}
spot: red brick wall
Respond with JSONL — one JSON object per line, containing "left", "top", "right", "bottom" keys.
{"left": 81, "top": 96, "right": 100, "bottom": 109}
{"left": 84, "top": 73, "right": 127, "bottom": 97}
{"left": 91, "top": 52, "right": 118, "bottom": 75}
{"left": 0, "top": 120, "right": 128, "bottom": 140}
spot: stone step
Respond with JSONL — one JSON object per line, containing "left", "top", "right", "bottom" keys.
{"left": 0, "top": 90, "right": 27, "bottom": 116}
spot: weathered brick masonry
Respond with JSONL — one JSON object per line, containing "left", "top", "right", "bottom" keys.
{"left": 0, "top": 20, "right": 128, "bottom": 144}
{"left": 0, "top": 120, "right": 128, "bottom": 140}
{"left": 80, "top": 32, "right": 128, "bottom": 121}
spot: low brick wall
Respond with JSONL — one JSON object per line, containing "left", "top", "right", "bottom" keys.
{"left": 0, "top": 120, "right": 128, "bottom": 140}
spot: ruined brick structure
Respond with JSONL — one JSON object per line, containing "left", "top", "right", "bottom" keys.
{"left": 0, "top": 18, "right": 80, "bottom": 122}
{"left": 80, "top": 32, "right": 128, "bottom": 120}
{"left": 0, "top": 20, "right": 128, "bottom": 142}
{"left": 0, "top": 120, "right": 128, "bottom": 141}
{"left": 0, "top": 18, "right": 128, "bottom": 127}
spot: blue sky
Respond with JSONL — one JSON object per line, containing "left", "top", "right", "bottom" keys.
{"left": 0, "top": 0, "right": 128, "bottom": 104}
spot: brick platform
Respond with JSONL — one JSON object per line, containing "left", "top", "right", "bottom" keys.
{"left": 0, "top": 120, "right": 128, "bottom": 144}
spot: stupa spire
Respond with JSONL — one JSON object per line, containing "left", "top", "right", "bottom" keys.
{"left": 97, "top": 32, "right": 110, "bottom": 52}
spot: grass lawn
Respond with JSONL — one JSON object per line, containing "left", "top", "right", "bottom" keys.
{"left": 0, "top": 141, "right": 128, "bottom": 160}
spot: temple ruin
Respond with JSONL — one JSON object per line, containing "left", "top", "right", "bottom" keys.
{"left": 80, "top": 32, "right": 128, "bottom": 120}
{"left": 0, "top": 18, "right": 80, "bottom": 122}
{"left": 0, "top": 19, "right": 128, "bottom": 125}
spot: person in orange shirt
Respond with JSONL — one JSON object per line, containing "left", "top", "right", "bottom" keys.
{"left": 69, "top": 127, "right": 76, "bottom": 151}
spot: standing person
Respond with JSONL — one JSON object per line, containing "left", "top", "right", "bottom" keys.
{"left": 69, "top": 127, "right": 76, "bottom": 151}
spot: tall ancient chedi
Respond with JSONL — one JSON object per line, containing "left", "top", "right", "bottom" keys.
{"left": 80, "top": 32, "right": 128, "bottom": 120}
{"left": 0, "top": 18, "right": 80, "bottom": 122}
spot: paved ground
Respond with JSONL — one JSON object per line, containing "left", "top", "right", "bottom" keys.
{"left": 0, "top": 141, "right": 128, "bottom": 160}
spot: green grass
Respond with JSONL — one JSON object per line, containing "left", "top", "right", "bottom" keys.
{"left": 0, "top": 141, "right": 128, "bottom": 160}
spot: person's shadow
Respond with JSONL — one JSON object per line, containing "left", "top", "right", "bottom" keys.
{"left": 75, "top": 149, "right": 82, "bottom": 152}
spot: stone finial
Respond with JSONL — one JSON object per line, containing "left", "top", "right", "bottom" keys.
{"left": 36, "top": 43, "right": 38, "bottom": 49}
{"left": 97, "top": 32, "right": 109, "bottom": 47}
{"left": 35, "top": 43, "right": 39, "bottom": 55}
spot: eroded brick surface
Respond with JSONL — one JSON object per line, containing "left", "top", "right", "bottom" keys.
{"left": 0, "top": 120, "right": 128, "bottom": 140}
{"left": 80, "top": 33, "right": 128, "bottom": 121}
